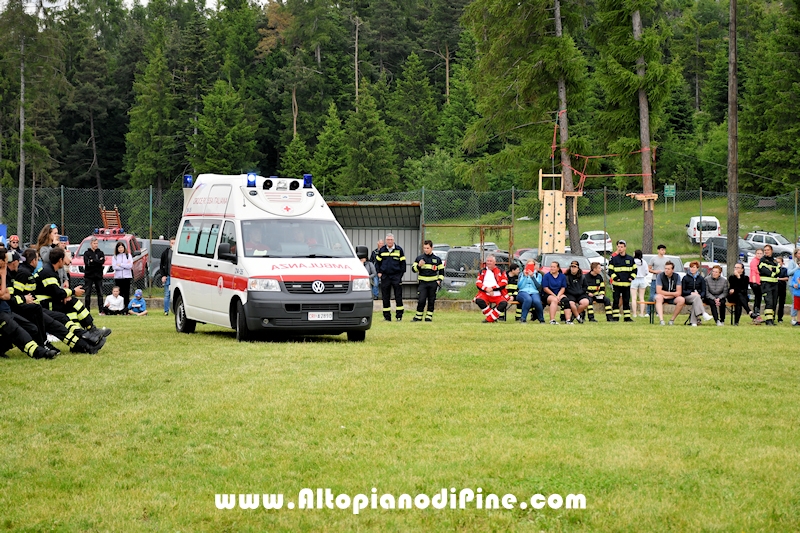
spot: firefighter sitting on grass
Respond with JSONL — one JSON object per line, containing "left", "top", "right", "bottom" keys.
{"left": 474, "top": 255, "right": 509, "bottom": 323}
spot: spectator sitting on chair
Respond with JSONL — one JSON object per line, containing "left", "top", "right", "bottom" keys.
{"left": 543, "top": 261, "right": 568, "bottom": 325}
{"left": 585, "top": 262, "right": 613, "bottom": 322}
{"left": 682, "top": 261, "right": 714, "bottom": 326}
{"left": 655, "top": 261, "right": 686, "bottom": 326}
{"left": 516, "top": 260, "right": 544, "bottom": 324}
{"left": 704, "top": 264, "right": 729, "bottom": 326}
{"left": 565, "top": 261, "right": 591, "bottom": 324}
{"left": 474, "top": 255, "right": 508, "bottom": 323}
{"left": 128, "top": 289, "right": 148, "bottom": 316}
{"left": 103, "top": 286, "right": 127, "bottom": 316}
{"left": 728, "top": 262, "right": 756, "bottom": 325}
{"left": 504, "top": 263, "right": 520, "bottom": 321}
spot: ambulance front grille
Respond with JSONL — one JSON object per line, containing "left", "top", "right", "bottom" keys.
{"left": 284, "top": 281, "right": 349, "bottom": 294}
{"left": 270, "top": 318, "right": 364, "bottom": 327}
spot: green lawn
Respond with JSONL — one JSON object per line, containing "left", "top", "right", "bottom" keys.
{"left": 425, "top": 197, "right": 800, "bottom": 257}
{"left": 2, "top": 313, "right": 799, "bottom": 531}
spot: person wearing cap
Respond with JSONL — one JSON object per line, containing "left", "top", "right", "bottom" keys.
{"left": 83, "top": 237, "right": 106, "bottom": 313}
{"left": 564, "top": 261, "right": 591, "bottom": 324}
{"left": 607, "top": 240, "right": 635, "bottom": 322}
{"left": 7, "top": 235, "right": 20, "bottom": 253}
{"left": 128, "top": 289, "right": 148, "bottom": 316}
{"left": 411, "top": 240, "right": 443, "bottom": 322}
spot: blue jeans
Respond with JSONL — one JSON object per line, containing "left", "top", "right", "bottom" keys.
{"left": 518, "top": 291, "right": 544, "bottom": 322}
{"left": 163, "top": 276, "right": 171, "bottom": 313}
{"left": 372, "top": 277, "right": 380, "bottom": 298}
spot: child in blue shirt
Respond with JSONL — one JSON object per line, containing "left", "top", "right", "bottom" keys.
{"left": 128, "top": 289, "right": 148, "bottom": 316}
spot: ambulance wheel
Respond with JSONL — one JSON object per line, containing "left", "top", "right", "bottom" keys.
{"left": 175, "top": 293, "right": 196, "bottom": 333}
{"left": 347, "top": 330, "right": 366, "bottom": 342}
{"left": 235, "top": 300, "right": 252, "bottom": 342}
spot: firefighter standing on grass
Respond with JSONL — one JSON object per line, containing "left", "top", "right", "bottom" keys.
{"left": 376, "top": 233, "right": 406, "bottom": 321}
{"left": 759, "top": 244, "right": 780, "bottom": 326}
{"left": 411, "top": 240, "right": 443, "bottom": 322}
{"left": 608, "top": 240, "right": 635, "bottom": 322}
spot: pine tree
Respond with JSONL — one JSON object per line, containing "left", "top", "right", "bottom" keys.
{"left": 421, "top": 0, "right": 469, "bottom": 102}
{"left": 189, "top": 80, "right": 257, "bottom": 175}
{"left": 435, "top": 64, "right": 476, "bottom": 154}
{"left": 386, "top": 52, "right": 438, "bottom": 165}
{"left": 124, "top": 43, "right": 178, "bottom": 197}
{"left": 279, "top": 134, "right": 310, "bottom": 178}
{"left": 311, "top": 102, "right": 347, "bottom": 195}
{"left": 343, "top": 87, "right": 397, "bottom": 193}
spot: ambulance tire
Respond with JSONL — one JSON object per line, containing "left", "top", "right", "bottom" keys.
{"left": 175, "top": 293, "right": 196, "bottom": 334}
{"left": 347, "top": 330, "right": 366, "bottom": 342}
{"left": 235, "top": 300, "right": 252, "bottom": 342}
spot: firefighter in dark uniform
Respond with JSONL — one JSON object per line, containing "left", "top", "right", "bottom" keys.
{"left": 585, "top": 261, "right": 613, "bottom": 322}
{"left": 0, "top": 248, "right": 58, "bottom": 359}
{"left": 411, "top": 240, "right": 443, "bottom": 322}
{"left": 503, "top": 263, "right": 521, "bottom": 321}
{"left": 608, "top": 240, "right": 635, "bottom": 322}
{"left": 376, "top": 233, "right": 406, "bottom": 321}
{"left": 34, "top": 247, "right": 105, "bottom": 334}
{"left": 759, "top": 244, "right": 780, "bottom": 326}
{"left": 12, "top": 249, "right": 106, "bottom": 353}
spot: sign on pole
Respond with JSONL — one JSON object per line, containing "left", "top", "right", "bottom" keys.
{"left": 664, "top": 184, "right": 676, "bottom": 212}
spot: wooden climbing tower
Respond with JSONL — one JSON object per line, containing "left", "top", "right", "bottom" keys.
{"left": 538, "top": 169, "right": 582, "bottom": 254}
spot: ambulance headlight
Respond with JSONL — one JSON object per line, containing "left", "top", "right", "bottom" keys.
{"left": 352, "top": 278, "right": 371, "bottom": 291}
{"left": 69, "top": 265, "right": 79, "bottom": 274}
{"left": 248, "top": 278, "right": 281, "bottom": 292}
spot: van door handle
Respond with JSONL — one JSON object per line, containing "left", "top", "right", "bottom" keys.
{"left": 207, "top": 263, "right": 212, "bottom": 267}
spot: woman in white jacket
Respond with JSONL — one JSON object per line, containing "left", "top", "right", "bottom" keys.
{"left": 112, "top": 241, "right": 134, "bottom": 308}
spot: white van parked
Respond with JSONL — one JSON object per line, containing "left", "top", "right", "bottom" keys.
{"left": 686, "top": 216, "right": 722, "bottom": 244}
{"left": 170, "top": 173, "right": 373, "bottom": 342}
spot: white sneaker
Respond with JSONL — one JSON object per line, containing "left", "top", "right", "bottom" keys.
{"left": 792, "top": 320, "right": 797, "bottom": 326}
{"left": 702, "top": 312, "right": 713, "bottom": 322}
{"left": 691, "top": 323, "right": 698, "bottom": 327}
{"left": 717, "top": 321, "right": 724, "bottom": 326}
{"left": 660, "top": 320, "right": 665, "bottom": 326}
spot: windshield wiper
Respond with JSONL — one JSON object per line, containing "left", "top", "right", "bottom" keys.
{"left": 303, "top": 254, "right": 335, "bottom": 258}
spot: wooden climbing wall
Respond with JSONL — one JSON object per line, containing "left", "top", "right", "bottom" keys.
{"left": 539, "top": 189, "right": 566, "bottom": 253}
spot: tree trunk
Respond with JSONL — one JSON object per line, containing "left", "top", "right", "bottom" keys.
{"left": 554, "top": 0, "right": 581, "bottom": 254}
{"left": 29, "top": 169, "right": 35, "bottom": 244}
{"left": 291, "top": 84, "right": 298, "bottom": 138}
{"left": 444, "top": 43, "right": 450, "bottom": 104}
{"left": 17, "top": 38, "right": 25, "bottom": 236}
{"left": 353, "top": 16, "right": 361, "bottom": 110}
{"left": 633, "top": 9, "right": 654, "bottom": 254}
{"left": 90, "top": 109, "right": 104, "bottom": 205}
{"left": 727, "top": 0, "right": 739, "bottom": 267}
{"left": 695, "top": 30, "right": 700, "bottom": 110}
{"left": 315, "top": 44, "right": 321, "bottom": 67}
{"left": 0, "top": 123, "right": 4, "bottom": 224}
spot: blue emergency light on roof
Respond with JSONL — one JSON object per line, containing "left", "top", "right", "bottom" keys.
{"left": 183, "top": 174, "right": 193, "bottom": 188}
{"left": 93, "top": 228, "right": 99, "bottom": 235}
{"left": 246, "top": 173, "right": 257, "bottom": 187}
{"left": 303, "top": 173, "right": 313, "bottom": 189}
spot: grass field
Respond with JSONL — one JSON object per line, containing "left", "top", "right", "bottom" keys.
{"left": 2, "top": 312, "right": 799, "bottom": 531}
{"left": 425, "top": 197, "right": 800, "bottom": 257}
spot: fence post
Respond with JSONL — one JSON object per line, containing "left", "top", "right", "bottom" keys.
{"left": 603, "top": 187, "right": 608, "bottom": 256}
{"left": 149, "top": 186, "right": 153, "bottom": 290}
{"left": 699, "top": 187, "right": 703, "bottom": 247}
{"left": 60, "top": 185, "right": 64, "bottom": 238}
{"left": 511, "top": 186, "right": 515, "bottom": 255}
{"left": 795, "top": 188, "right": 798, "bottom": 246}
{"left": 420, "top": 187, "right": 425, "bottom": 244}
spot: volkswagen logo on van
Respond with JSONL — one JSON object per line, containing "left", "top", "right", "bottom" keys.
{"left": 311, "top": 280, "right": 325, "bottom": 293}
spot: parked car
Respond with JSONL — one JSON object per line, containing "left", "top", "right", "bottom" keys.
{"left": 683, "top": 261, "right": 727, "bottom": 278}
{"left": 579, "top": 230, "right": 614, "bottom": 254}
{"left": 701, "top": 236, "right": 756, "bottom": 263}
{"left": 138, "top": 238, "right": 173, "bottom": 287}
{"left": 442, "top": 246, "right": 510, "bottom": 292}
{"left": 538, "top": 253, "right": 592, "bottom": 275}
{"left": 642, "top": 254, "right": 686, "bottom": 287}
{"left": 515, "top": 248, "right": 539, "bottom": 267}
{"left": 432, "top": 243, "right": 450, "bottom": 253}
{"left": 686, "top": 216, "right": 722, "bottom": 244}
{"left": 564, "top": 245, "right": 608, "bottom": 267}
{"left": 473, "top": 242, "right": 500, "bottom": 251}
{"left": 70, "top": 230, "right": 150, "bottom": 290}
{"left": 743, "top": 230, "right": 795, "bottom": 257}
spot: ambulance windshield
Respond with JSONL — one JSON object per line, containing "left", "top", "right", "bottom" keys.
{"left": 241, "top": 219, "right": 352, "bottom": 258}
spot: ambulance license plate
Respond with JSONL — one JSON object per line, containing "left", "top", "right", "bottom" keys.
{"left": 308, "top": 312, "right": 333, "bottom": 321}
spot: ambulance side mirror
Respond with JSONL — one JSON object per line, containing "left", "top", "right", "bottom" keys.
{"left": 218, "top": 242, "right": 237, "bottom": 264}
{"left": 355, "top": 245, "right": 369, "bottom": 260}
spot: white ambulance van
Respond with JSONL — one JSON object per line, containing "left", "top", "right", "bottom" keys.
{"left": 170, "top": 173, "right": 373, "bottom": 342}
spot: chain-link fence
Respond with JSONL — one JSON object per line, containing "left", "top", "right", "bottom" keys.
{"left": 1, "top": 186, "right": 797, "bottom": 252}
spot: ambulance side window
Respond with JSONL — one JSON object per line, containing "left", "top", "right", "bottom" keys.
{"left": 197, "top": 219, "right": 221, "bottom": 258}
{"left": 177, "top": 220, "right": 200, "bottom": 255}
{"left": 220, "top": 221, "right": 237, "bottom": 256}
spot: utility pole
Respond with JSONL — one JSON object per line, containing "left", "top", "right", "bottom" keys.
{"left": 727, "top": 0, "right": 739, "bottom": 267}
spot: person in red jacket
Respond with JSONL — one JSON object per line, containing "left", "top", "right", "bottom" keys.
{"left": 474, "top": 255, "right": 509, "bottom": 323}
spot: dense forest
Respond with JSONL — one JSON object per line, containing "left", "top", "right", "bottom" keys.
{"left": 0, "top": 0, "right": 797, "bottom": 205}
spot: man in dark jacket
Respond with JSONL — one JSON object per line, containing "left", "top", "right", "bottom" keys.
{"left": 682, "top": 261, "right": 713, "bottom": 326}
{"left": 83, "top": 237, "right": 105, "bottom": 312}
{"left": 375, "top": 234, "right": 406, "bottom": 321}
{"left": 160, "top": 237, "right": 175, "bottom": 316}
